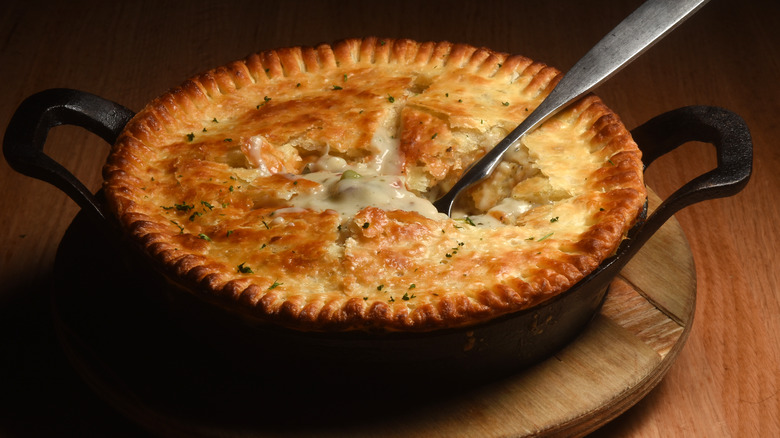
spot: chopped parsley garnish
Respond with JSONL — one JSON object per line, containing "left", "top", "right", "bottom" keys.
{"left": 237, "top": 263, "right": 253, "bottom": 274}
{"left": 408, "top": 284, "right": 416, "bottom": 289}
{"left": 502, "top": 101, "right": 510, "bottom": 106}
{"left": 268, "top": 280, "right": 282, "bottom": 290}
{"left": 431, "top": 133, "right": 438, "bottom": 139}
{"left": 163, "top": 202, "right": 194, "bottom": 212}
{"left": 201, "top": 201, "right": 214, "bottom": 210}
{"left": 332, "top": 85, "right": 343, "bottom": 90}
{"left": 362, "top": 222, "right": 370, "bottom": 229}
{"left": 256, "top": 96, "right": 272, "bottom": 108}
{"left": 457, "top": 217, "right": 476, "bottom": 226}
{"left": 387, "top": 95, "right": 395, "bottom": 103}
{"left": 186, "top": 132, "right": 195, "bottom": 141}
{"left": 550, "top": 216, "right": 559, "bottom": 223}
{"left": 198, "top": 233, "right": 212, "bottom": 241}
{"left": 170, "top": 220, "right": 184, "bottom": 233}
{"left": 402, "top": 292, "right": 416, "bottom": 301}
{"left": 377, "top": 284, "right": 384, "bottom": 291}
{"left": 537, "top": 232, "right": 554, "bottom": 242}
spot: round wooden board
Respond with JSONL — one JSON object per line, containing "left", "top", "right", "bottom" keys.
{"left": 51, "top": 191, "right": 695, "bottom": 437}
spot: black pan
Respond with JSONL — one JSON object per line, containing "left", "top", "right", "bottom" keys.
{"left": 3, "top": 88, "right": 752, "bottom": 389}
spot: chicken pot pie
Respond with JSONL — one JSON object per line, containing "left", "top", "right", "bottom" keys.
{"left": 103, "top": 38, "right": 646, "bottom": 332}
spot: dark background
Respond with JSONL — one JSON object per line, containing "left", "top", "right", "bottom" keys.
{"left": 1, "top": 0, "right": 778, "bottom": 436}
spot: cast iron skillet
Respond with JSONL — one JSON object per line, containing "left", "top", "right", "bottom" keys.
{"left": 3, "top": 88, "right": 752, "bottom": 387}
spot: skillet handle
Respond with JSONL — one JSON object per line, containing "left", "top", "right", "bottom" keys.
{"left": 628, "top": 105, "right": 752, "bottom": 248}
{"left": 2, "top": 88, "right": 135, "bottom": 222}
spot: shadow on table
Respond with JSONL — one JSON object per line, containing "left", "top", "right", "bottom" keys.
{"left": 0, "top": 272, "right": 151, "bottom": 438}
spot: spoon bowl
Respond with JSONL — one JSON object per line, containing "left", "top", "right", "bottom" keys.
{"left": 433, "top": 0, "right": 710, "bottom": 216}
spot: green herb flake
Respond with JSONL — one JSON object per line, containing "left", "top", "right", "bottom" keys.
{"left": 502, "top": 101, "right": 510, "bottom": 106}
{"left": 170, "top": 220, "right": 184, "bottom": 233}
{"left": 268, "top": 280, "right": 282, "bottom": 290}
{"left": 237, "top": 263, "right": 253, "bottom": 274}
{"left": 198, "top": 233, "right": 212, "bottom": 242}
{"left": 201, "top": 201, "right": 214, "bottom": 210}
{"left": 212, "top": 118, "right": 219, "bottom": 123}
{"left": 377, "top": 284, "right": 384, "bottom": 291}
{"left": 362, "top": 222, "right": 370, "bottom": 229}
{"left": 227, "top": 230, "right": 234, "bottom": 237}
{"left": 537, "top": 232, "right": 554, "bottom": 242}
{"left": 408, "top": 284, "right": 416, "bottom": 289}
{"left": 224, "top": 138, "right": 233, "bottom": 142}
{"left": 402, "top": 292, "right": 416, "bottom": 301}
{"left": 387, "top": 95, "right": 395, "bottom": 103}
{"left": 332, "top": 85, "right": 343, "bottom": 90}
{"left": 431, "top": 133, "right": 438, "bottom": 139}
{"left": 550, "top": 216, "right": 559, "bottom": 223}
{"left": 186, "top": 132, "right": 195, "bottom": 142}
{"left": 262, "top": 220, "right": 270, "bottom": 229}
{"left": 457, "top": 217, "right": 476, "bottom": 226}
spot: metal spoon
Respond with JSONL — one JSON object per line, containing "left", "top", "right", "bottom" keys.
{"left": 433, "top": 0, "right": 710, "bottom": 216}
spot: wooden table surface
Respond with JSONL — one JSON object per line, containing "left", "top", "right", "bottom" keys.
{"left": 1, "top": 0, "right": 777, "bottom": 436}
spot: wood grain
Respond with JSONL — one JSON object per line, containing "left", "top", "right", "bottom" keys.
{"left": 1, "top": 0, "right": 778, "bottom": 436}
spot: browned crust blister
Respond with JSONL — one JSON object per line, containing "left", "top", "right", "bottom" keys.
{"left": 102, "top": 38, "right": 646, "bottom": 332}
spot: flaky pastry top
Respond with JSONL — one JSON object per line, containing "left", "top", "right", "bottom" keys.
{"left": 103, "top": 38, "right": 646, "bottom": 332}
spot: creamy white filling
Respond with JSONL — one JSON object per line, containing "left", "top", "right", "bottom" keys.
{"left": 241, "top": 130, "right": 528, "bottom": 226}
{"left": 292, "top": 169, "right": 445, "bottom": 222}
{"left": 465, "top": 197, "right": 534, "bottom": 227}
{"left": 242, "top": 135, "right": 272, "bottom": 176}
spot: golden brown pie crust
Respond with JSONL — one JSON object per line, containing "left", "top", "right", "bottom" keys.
{"left": 103, "top": 38, "right": 646, "bottom": 332}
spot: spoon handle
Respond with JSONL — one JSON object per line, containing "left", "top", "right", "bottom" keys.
{"left": 433, "top": 0, "right": 710, "bottom": 216}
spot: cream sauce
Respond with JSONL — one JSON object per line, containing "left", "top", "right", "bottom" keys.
{"left": 292, "top": 169, "right": 445, "bottom": 221}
